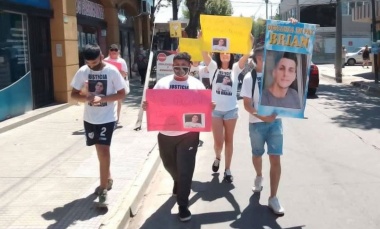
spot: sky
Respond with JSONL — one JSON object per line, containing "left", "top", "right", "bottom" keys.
{"left": 154, "top": 0, "right": 280, "bottom": 23}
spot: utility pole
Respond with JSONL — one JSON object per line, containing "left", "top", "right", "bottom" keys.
{"left": 371, "top": 0, "right": 379, "bottom": 84}
{"left": 335, "top": 0, "right": 343, "bottom": 83}
{"left": 265, "top": 0, "right": 268, "bottom": 20}
{"left": 296, "top": 0, "right": 300, "bottom": 21}
{"left": 172, "top": 0, "right": 178, "bottom": 50}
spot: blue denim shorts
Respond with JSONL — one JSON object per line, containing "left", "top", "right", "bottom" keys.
{"left": 249, "top": 119, "right": 283, "bottom": 156}
{"left": 212, "top": 107, "right": 239, "bottom": 120}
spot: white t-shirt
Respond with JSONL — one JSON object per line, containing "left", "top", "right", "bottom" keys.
{"left": 208, "top": 60, "right": 243, "bottom": 111}
{"left": 189, "top": 65, "right": 209, "bottom": 81}
{"left": 71, "top": 64, "right": 125, "bottom": 124}
{"left": 104, "top": 57, "right": 128, "bottom": 77}
{"left": 199, "top": 66, "right": 209, "bottom": 80}
{"left": 240, "top": 71, "right": 263, "bottom": 123}
{"left": 153, "top": 74, "right": 206, "bottom": 136}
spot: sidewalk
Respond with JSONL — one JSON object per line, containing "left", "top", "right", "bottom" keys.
{"left": 0, "top": 76, "right": 160, "bottom": 229}
{"left": 318, "top": 64, "right": 380, "bottom": 96}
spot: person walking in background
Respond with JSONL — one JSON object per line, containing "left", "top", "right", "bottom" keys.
{"left": 342, "top": 46, "right": 347, "bottom": 68}
{"left": 104, "top": 44, "right": 129, "bottom": 125}
{"left": 201, "top": 32, "right": 252, "bottom": 183}
{"left": 136, "top": 44, "right": 148, "bottom": 86}
{"left": 70, "top": 44, "right": 126, "bottom": 208}
{"left": 362, "top": 45, "right": 370, "bottom": 68}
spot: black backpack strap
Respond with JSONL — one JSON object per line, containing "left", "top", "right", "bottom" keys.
{"left": 251, "top": 68, "right": 257, "bottom": 98}
{"left": 209, "top": 69, "right": 218, "bottom": 89}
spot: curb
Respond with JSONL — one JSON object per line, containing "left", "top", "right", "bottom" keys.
{"left": 100, "top": 144, "right": 161, "bottom": 229}
{"left": 321, "top": 73, "right": 380, "bottom": 96}
{"left": 0, "top": 103, "right": 72, "bottom": 134}
{"left": 350, "top": 81, "right": 380, "bottom": 96}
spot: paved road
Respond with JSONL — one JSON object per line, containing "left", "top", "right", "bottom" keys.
{"left": 126, "top": 76, "right": 380, "bottom": 229}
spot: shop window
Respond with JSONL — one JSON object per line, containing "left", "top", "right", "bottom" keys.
{"left": 0, "top": 12, "right": 30, "bottom": 90}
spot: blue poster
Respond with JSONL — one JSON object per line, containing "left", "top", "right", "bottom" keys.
{"left": 258, "top": 20, "right": 316, "bottom": 118}
{"left": 6, "top": 0, "right": 50, "bottom": 9}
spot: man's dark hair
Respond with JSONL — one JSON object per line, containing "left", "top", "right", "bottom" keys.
{"left": 275, "top": 51, "right": 298, "bottom": 67}
{"left": 252, "top": 45, "right": 264, "bottom": 64}
{"left": 82, "top": 44, "right": 101, "bottom": 60}
{"left": 214, "top": 53, "right": 234, "bottom": 69}
{"left": 173, "top": 52, "right": 191, "bottom": 64}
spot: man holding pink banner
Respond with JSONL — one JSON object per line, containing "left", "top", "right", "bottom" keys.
{"left": 143, "top": 52, "right": 212, "bottom": 222}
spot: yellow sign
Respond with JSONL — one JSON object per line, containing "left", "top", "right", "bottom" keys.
{"left": 169, "top": 21, "right": 182, "bottom": 38}
{"left": 200, "top": 15, "right": 252, "bottom": 54}
{"left": 179, "top": 38, "right": 202, "bottom": 61}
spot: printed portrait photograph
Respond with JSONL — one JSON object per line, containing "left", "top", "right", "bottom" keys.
{"left": 183, "top": 113, "right": 205, "bottom": 128}
{"left": 212, "top": 38, "right": 229, "bottom": 52}
{"left": 260, "top": 50, "right": 308, "bottom": 109}
{"left": 215, "top": 73, "right": 233, "bottom": 96}
{"left": 88, "top": 79, "right": 108, "bottom": 106}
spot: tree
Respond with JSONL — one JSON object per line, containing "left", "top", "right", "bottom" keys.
{"left": 151, "top": 0, "right": 172, "bottom": 26}
{"left": 204, "top": 0, "right": 233, "bottom": 16}
{"left": 182, "top": 0, "right": 233, "bottom": 38}
{"left": 251, "top": 17, "right": 266, "bottom": 45}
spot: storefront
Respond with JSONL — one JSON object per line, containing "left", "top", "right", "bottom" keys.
{"left": 76, "top": 0, "right": 107, "bottom": 66}
{"left": 0, "top": 0, "right": 53, "bottom": 121}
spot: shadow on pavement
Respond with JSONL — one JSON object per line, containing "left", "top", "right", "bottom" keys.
{"left": 190, "top": 173, "right": 240, "bottom": 214}
{"left": 72, "top": 129, "right": 85, "bottom": 135}
{"left": 230, "top": 193, "right": 305, "bottom": 229}
{"left": 315, "top": 83, "right": 380, "bottom": 130}
{"left": 138, "top": 173, "right": 240, "bottom": 229}
{"left": 42, "top": 194, "right": 107, "bottom": 229}
{"left": 352, "top": 72, "right": 374, "bottom": 80}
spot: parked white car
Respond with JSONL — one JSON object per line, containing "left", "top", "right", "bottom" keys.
{"left": 345, "top": 47, "right": 372, "bottom": 66}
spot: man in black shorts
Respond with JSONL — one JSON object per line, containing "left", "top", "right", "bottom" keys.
{"left": 70, "top": 44, "right": 126, "bottom": 207}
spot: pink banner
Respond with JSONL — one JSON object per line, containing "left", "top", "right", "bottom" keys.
{"left": 146, "top": 89, "right": 212, "bottom": 131}
{"left": 104, "top": 60, "right": 122, "bottom": 71}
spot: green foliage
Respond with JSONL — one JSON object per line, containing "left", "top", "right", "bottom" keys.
{"left": 182, "top": 0, "right": 233, "bottom": 18}
{"left": 204, "top": 0, "right": 233, "bottom": 16}
{"left": 252, "top": 17, "right": 266, "bottom": 45}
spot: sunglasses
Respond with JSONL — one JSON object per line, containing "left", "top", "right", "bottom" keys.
{"left": 173, "top": 66, "right": 190, "bottom": 75}
{"left": 109, "top": 48, "right": 118, "bottom": 52}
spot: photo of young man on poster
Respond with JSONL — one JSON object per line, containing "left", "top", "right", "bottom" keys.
{"left": 260, "top": 51, "right": 302, "bottom": 109}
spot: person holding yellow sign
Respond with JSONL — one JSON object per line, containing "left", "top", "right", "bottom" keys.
{"left": 201, "top": 32, "right": 253, "bottom": 183}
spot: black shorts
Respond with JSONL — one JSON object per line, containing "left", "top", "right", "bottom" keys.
{"left": 84, "top": 121, "right": 115, "bottom": 146}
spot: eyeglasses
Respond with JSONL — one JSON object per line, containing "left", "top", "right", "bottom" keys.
{"left": 173, "top": 66, "right": 190, "bottom": 75}
{"left": 109, "top": 49, "right": 118, "bottom": 52}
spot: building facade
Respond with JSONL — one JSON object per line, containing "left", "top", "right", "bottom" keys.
{"left": 351, "top": 0, "right": 380, "bottom": 40}
{"left": 0, "top": 0, "right": 153, "bottom": 121}
{"left": 279, "top": 0, "right": 372, "bottom": 64}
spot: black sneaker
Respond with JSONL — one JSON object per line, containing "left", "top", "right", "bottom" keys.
{"left": 178, "top": 206, "right": 191, "bottom": 222}
{"left": 212, "top": 158, "right": 220, "bottom": 172}
{"left": 97, "top": 189, "right": 108, "bottom": 208}
{"left": 223, "top": 171, "right": 233, "bottom": 183}
{"left": 94, "top": 179, "right": 113, "bottom": 196}
{"left": 172, "top": 181, "right": 178, "bottom": 196}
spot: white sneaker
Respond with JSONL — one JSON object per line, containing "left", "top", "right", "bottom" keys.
{"left": 268, "top": 196, "right": 285, "bottom": 215}
{"left": 252, "top": 176, "right": 263, "bottom": 192}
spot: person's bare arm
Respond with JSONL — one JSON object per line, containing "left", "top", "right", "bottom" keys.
{"left": 71, "top": 88, "right": 89, "bottom": 102}
{"left": 243, "top": 96, "right": 277, "bottom": 123}
{"left": 92, "top": 89, "right": 125, "bottom": 103}
{"left": 238, "top": 34, "right": 254, "bottom": 69}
